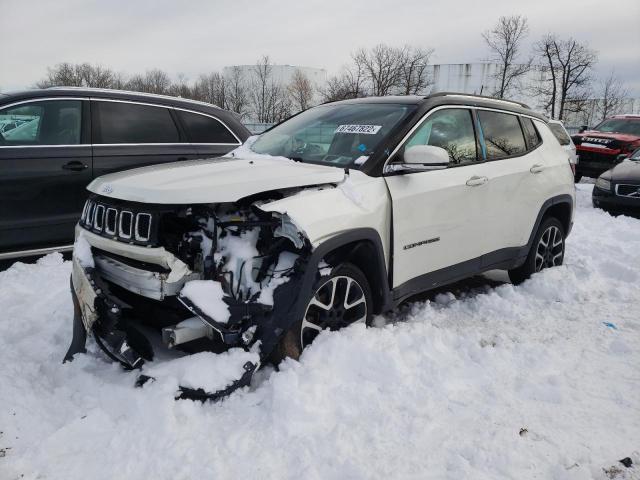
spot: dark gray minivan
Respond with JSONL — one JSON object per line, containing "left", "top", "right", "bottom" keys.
{"left": 0, "top": 87, "right": 250, "bottom": 259}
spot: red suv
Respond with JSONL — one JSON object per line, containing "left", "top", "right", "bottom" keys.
{"left": 572, "top": 114, "right": 640, "bottom": 181}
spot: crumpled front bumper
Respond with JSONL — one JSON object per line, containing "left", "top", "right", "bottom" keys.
{"left": 64, "top": 258, "right": 262, "bottom": 400}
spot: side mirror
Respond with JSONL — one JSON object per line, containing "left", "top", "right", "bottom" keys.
{"left": 402, "top": 145, "right": 450, "bottom": 170}
{"left": 578, "top": 125, "right": 588, "bottom": 133}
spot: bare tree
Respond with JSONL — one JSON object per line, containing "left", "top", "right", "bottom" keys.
{"left": 288, "top": 70, "right": 314, "bottom": 112}
{"left": 319, "top": 75, "right": 351, "bottom": 102}
{"left": 597, "top": 71, "right": 628, "bottom": 121}
{"left": 398, "top": 46, "right": 434, "bottom": 95}
{"left": 534, "top": 35, "right": 597, "bottom": 120}
{"left": 225, "top": 66, "right": 249, "bottom": 118}
{"left": 36, "top": 62, "right": 118, "bottom": 88}
{"left": 141, "top": 69, "right": 172, "bottom": 94}
{"left": 248, "top": 56, "right": 290, "bottom": 123}
{"left": 482, "top": 15, "right": 532, "bottom": 99}
{"left": 355, "top": 44, "right": 405, "bottom": 96}
{"left": 168, "top": 73, "right": 193, "bottom": 98}
{"left": 318, "top": 61, "right": 369, "bottom": 103}
{"left": 249, "top": 55, "right": 274, "bottom": 123}
{"left": 320, "top": 44, "right": 433, "bottom": 101}
{"left": 193, "top": 72, "right": 227, "bottom": 106}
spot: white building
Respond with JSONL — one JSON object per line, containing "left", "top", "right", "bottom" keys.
{"left": 427, "top": 63, "right": 543, "bottom": 107}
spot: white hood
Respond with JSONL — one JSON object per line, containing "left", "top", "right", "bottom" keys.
{"left": 88, "top": 157, "right": 346, "bottom": 204}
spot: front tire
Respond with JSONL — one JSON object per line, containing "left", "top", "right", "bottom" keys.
{"left": 508, "top": 217, "right": 565, "bottom": 285}
{"left": 272, "top": 263, "right": 373, "bottom": 362}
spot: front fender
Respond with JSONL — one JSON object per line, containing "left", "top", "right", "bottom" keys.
{"left": 258, "top": 171, "right": 392, "bottom": 266}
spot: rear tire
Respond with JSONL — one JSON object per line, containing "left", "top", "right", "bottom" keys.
{"left": 272, "top": 263, "right": 373, "bottom": 362}
{"left": 508, "top": 217, "right": 565, "bottom": 285}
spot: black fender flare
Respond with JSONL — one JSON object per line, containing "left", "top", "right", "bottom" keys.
{"left": 520, "top": 194, "right": 574, "bottom": 260}
{"left": 258, "top": 228, "right": 392, "bottom": 358}
{"left": 296, "top": 227, "right": 392, "bottom": 313}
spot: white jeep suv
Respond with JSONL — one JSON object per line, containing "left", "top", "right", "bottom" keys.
{"left": 66, "top": 93, "right": 575, "bottom": 398}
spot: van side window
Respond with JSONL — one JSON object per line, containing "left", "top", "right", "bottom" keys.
{"left": 176, "top": 110, "right": 238, "bottom": 144}
{"left": 478, "top": 110, "right": 526, "bottom": 159}
{"left": 0, "top": 100, "right": 82, "bottom": 146}
{"left": 404, "top": 108, "right": 478, "bottom": 165}
{"left": 93, "top": 101, "right": 179, "bottom": 144}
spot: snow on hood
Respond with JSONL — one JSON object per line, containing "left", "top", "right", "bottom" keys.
{"left": 87, "top": 151, "right": 345, "bottom": 204}
{"left": 607, "top": 158, "right": 640, "bottom": 181}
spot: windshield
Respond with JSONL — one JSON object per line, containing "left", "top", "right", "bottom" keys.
{"left": 592, "top": 118, "right": 640, "bottom": 136}
{"left": 250, "top": 103, "right": 416, "bottom": 167}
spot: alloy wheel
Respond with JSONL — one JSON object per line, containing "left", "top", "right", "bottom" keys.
{"left": 301, "top": 275, "right": 368, "bottom": 347}
{"left": 534, "top": 225, "right": 564, "bottom": 272}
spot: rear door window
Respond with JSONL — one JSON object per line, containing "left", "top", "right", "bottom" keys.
{"left": 93, "top": 101, "right": 180, "bottom": 144}
{"left": 0, "top": 100, "right": 82, "bottom": 145}
{"left": 176, "top": 110, "right": 238, "bottom": 144}
{"left": 478, "top": 110, "right": 527, "bottom": 159}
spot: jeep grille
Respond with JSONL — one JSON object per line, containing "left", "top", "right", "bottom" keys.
{"left": 79, "top": 198, "right": 156, "bottom": 246}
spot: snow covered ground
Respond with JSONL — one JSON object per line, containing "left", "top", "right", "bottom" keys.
{"left": 1, "top": 184, "right": 639, "bottom": 480}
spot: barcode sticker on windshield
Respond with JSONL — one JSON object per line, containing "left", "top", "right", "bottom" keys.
{"left": 335, "top": 124, "right": 382, "bottom": 135}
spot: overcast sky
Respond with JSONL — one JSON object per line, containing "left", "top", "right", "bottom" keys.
{"left": 2, "top": 0, "right": 639, "bottom": 95}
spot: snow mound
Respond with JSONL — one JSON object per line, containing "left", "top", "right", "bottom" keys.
{"left": 180, "top": 280, "right": 230, "bottom": 324}
{"left": 1, "top": 185, "right": 639, "bottom": 479}
{"left": 142, "top": 349, "right": 258, "bottom": 393}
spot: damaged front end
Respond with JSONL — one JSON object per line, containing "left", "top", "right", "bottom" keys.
{"left": 65, "top": 191, "right": 316, "bottom": 400}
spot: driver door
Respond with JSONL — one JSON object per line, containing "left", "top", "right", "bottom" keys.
{"left": 0, "top": 98, "right": 92, "bottom": 253}
{"left": 384, "top": 107, "right": 489, "bottom": 291}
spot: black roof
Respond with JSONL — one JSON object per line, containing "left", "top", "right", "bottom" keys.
{"left": 328, "top": 92, "right": 546, "bottom": 122}
{"left": 0, "top": 87, "right": 251, "bottom": 140}
{"left": 0, "top": 87, "right": 226, "bottom": 114}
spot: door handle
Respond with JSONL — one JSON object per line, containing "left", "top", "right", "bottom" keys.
{"left": 62, "top": 161, "right": 88, "bottom": 171}
{"left": 530, "top": 164, "right": 545, "bottom": 174}
{"left": 466, "top": 175, "right": 489, "bottom": 187}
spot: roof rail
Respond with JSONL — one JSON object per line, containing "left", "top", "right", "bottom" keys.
{"left": 426, "top": 91, "right": 531, "bottom": 109}
{"left": 46, "top": 86, "right": 221, "bottom": 109}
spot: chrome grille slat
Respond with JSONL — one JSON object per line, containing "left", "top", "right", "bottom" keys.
{"left": 94, "top": 205, "right": 105, "bottom": 231}
{"left": 85, "top": 201, "right": 95, "bottom": 227}
{"left": 135, "top": 213, "right": 152, "bottom": 241}
{"left": 79, "top": 200, "right": 155, "bottom": 245}
{"left": 105, "top": 208, "right": 118, "bottom": 235}
{"left": 119, "top": 211, "right": 133, "bottom": 239}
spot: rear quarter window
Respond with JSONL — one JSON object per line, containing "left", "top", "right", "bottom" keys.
{"left": 548, "top": 123, "right": 571, "bottom": 146}
{"left": 176, "top": 110, "right": 238, "bottom": 144}
{"left": 521, "top": 117, "right": 542, "bottom": 149}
